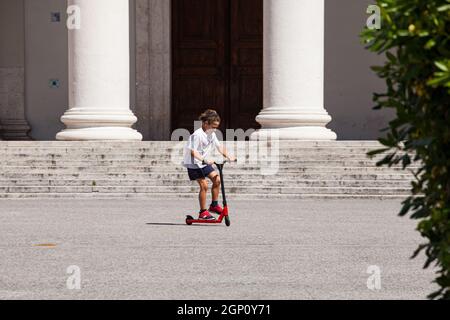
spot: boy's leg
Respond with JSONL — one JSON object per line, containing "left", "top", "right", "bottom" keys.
{"left": 197, "top": 178, "right": 209, "bottom": 211}
{"left": 208, "top": 171, "right": 221, "bottom": 205}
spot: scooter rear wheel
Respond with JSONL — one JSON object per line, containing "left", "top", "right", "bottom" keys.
{"left": 186, "top": 215, "right": 194, "bottom": 225}
{"left": 225, "top": 216, "right": 231, "bottom": 227}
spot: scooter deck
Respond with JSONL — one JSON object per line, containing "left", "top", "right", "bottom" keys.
{"left": 185, "top": 217, "right": 224, "bottom": 224}
{"left": 186, "top": 213, "right": 228, "bottom": 225}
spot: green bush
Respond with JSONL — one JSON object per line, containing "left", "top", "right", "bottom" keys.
{"left": 361, "top": 0, "right": 450, "bottom": 299}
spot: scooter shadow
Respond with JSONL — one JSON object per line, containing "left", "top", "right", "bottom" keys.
{"left": 146, "top": 223, "right": 221, "bottom": 227}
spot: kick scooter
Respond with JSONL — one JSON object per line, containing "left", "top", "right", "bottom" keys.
{"left": 185, "top": 160, "right": 236, "bottom": 227}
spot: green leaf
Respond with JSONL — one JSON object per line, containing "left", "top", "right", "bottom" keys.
{"left": 411, "top": 243, "right": 428, "bottom": 259}
{"left": 411, "top": 207, "right": 430, "bottom": 219}
{"left": 367, "top": 148, "right": 391, "bottom": 157}
{"left": 386, "top": 51, "right": 397, "bottom": 62}
{"left": 402, "top": 153, "right": 412, "bottom": 169}
{"left": 435, "top": 61, "right": 449, "bottom": 72}
{"left": 427, "top": 74, "right": 450, "bottom": 86}
{"left": 437, "top": 4, "right": 450, "bottom": 12}
{"left": 399, "top": 197, "right": 412, "bottom": 216}
{"left": 410, "top": 138, "right": 434, "bottom": 147}
{"left": 425, "top": 39, "right": 436, "bottom": 50}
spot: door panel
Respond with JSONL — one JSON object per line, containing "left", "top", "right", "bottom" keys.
{"left": 229, "top": 0, "right": 263, "bottom": 131}
{"left": 172, "top": 0, "right": 227, "bottom": 132}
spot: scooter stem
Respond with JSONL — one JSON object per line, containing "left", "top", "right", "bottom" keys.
{"left": 216, "top": 163, "right": 227, "bottom": 206}
{"left": 215, "top": 160, "right": 234, "bottom": 207}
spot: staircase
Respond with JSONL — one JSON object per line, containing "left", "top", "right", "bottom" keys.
{"left": 0, "top": 141, "right": 420, "bottom": 199}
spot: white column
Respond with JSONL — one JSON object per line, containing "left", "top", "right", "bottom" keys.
{"left": 251, "top": 0, "right": 337, "bottom": 140}
{"left": 56, "top": 0, "right": 142, "bottom": 141}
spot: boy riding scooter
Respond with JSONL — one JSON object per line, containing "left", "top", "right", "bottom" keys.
{"left": 183, "top": 109, "right": 236, "bottom": 221}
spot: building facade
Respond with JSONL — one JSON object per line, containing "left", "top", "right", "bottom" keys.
{"left": 0, "top": 0, "right": 393, "bottom": 141}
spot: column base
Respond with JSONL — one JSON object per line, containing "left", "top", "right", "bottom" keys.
{"left": 56, "top": 127, "right": 143, "bottom": 141}
{"left": 0, "top": 119, "right": 32, "bottom": 140}
{"left": 56, "top": 108, "right": 143, "bottom": 141}
{"left": 251, "top": 107, "right": 337, "bottom": 140}
{"left": 251, "top": 126, "right": 337, "bottom": 141}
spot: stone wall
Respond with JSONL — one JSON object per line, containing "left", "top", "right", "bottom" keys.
{"left": 324, "top": 0, "right": 395, "bottom": 140}
{"left": 0, "top": 67, "right": 30, "bottom": 139}
{"left": 135, "top": 0, "right": 172, "bottom": 141}
{"left": 0, "top": 0, "right": 30, "bottom": 140}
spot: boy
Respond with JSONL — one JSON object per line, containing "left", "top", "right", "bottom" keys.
{"left": 183, "top": 109, "right": 236, "bottom": 220}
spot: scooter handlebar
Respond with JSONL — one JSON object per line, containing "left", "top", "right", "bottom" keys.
{"left": 214, "top": 159, "right": 237, "bottom": 165}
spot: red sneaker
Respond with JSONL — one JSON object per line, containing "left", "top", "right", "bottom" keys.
{"left": 209, "top": 204, "right": 224, "bottom": 215}
{"left": 199, "top": 210, "right": 215, "bottom": 220}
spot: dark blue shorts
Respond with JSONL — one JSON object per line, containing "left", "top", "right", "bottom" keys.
{"left": 187, "top": 165, "right": 215, "bottom": 181}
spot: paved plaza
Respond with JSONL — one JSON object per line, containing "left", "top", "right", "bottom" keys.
{"left": 0, "top": 198, "right": 437, "bottom": 300}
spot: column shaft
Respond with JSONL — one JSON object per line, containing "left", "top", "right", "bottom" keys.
{"left": 57, "top": 0, "right": 142, "bottom": 141}
{"left": 252, "top": 0, "right": 337, "bottom": 140}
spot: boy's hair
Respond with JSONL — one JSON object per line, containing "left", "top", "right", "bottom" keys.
{"left": 199, "top": 109, "right": 221, "bottom": 124}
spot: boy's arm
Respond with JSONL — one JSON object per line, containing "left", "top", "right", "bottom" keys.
{"left": 217, "top": 145, "right": 236, "bottom": 162}
{"left": 191, "top": 149, "right": 214, "bottom": 165}
{"left": 213, "top": 135, "right": 236, "bottom": 162}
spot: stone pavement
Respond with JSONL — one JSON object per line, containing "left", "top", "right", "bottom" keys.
{"left": 0, "top": 199, "right": 437, "bottom": 300}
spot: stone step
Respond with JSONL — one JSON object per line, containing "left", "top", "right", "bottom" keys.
{"left": 0, "top": 179, "right": 412, "bottom": 187}
{"left": 0, "top": 141, "right": 386, "bottom": 147}
{"left": 0, "top": 159, "right": 415, "bottom": 167}
{"left": 0, "top": 142, "right": 389, "bottom": 148}
{"left": 0, "top": 172, "right": 414, "bottom": 180}
{"left": 0, "top": 166, "right": 416, "bottom": 174}
{"left": 0, "top": 144, "right": 391, "bottom": 150}
{"left": 0, "top": 150, "right": 407, "bottom": 160}
{"left": 0, "top": 151, "right": 415, "bottom": 162}
{"left": 0, "top": 157, "right": 395, "bottom": 165}
{"left": 0, "top": 185, "right": 411, "bottom": 195}
{"left": 0, "top": 192, "right": 411, "bottom": 200}
{"left": 1, "top": 157, "right": 403, "bottom": 165}
{"left": 0, "top": 147, "right": 386, "bottom": 152}
{"left": 0, "top": 152, "right": 391, "bottom": 159}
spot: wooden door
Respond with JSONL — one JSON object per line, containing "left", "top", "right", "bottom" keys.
{"left": 172, "top": 0, "right": 262, "bottom": 134}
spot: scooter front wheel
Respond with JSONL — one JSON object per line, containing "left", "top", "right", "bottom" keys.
{"left": 225, "top": 216, "right": 231, "bottom": 227}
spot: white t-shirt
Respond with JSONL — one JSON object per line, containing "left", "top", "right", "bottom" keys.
{"left": 183, "top": 128, "right": 221, "bottom": 169}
